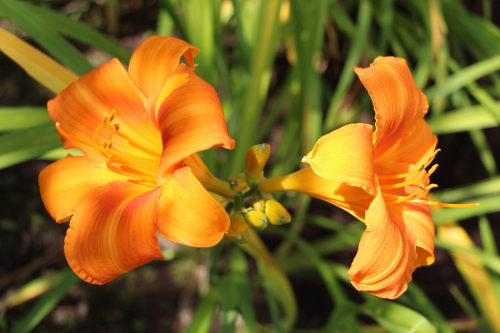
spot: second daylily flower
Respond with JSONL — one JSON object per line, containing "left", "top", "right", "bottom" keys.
{"left": 259, "top": 57, "right": 476, "bottom": 299}
{"left": 39, "top": 36, "right": 235, "bottom": 285}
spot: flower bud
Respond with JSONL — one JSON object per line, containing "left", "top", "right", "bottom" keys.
{"left": 228, "top": 175, "right": 248, "bottom": 192}
{"left": 264, "top": 200, "right": 292, "bottom": 225}
{"left": 225, "top": 214, "right": 250, "bottom": 244}
{"left": 252, "top": 200, "right": 265, "bottom": 212}
{"left": 244, "top": 209, "right": 269, "bottom": 230}
{"left": 245, "top": 144, "right": 271, "bottom": 184}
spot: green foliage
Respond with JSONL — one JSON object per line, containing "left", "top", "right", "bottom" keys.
{"left": 1, "top": 0, "right": 499, "bottom": 332}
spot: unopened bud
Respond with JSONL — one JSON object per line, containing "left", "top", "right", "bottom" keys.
{"left": 245, "top": 144, "right": 271, "bottom": 184}
{"left": 252, "top": 200, "right": 265, "bottom": 211}
{"left": 225, "top": 214, "right": 250, "bottom": 244}
{"left": 244, "top": 209, "right": 269, "bottom": 230}
{"left": 228, "top": 175, "right": 248, "bottom": 192}
{"left": 264, "top": 200, "right": 292, "bottom": 225}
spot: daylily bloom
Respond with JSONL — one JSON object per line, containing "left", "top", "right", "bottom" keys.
{"left": 259, "top": 57, "right": 476, "bottom": 299}
{"left": 39, "top": 36, "right": 235, "bottom": 285}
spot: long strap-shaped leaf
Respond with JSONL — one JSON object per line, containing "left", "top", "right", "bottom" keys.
{"left": 0, "top": 0, "right": 93, "bottom": 76}
{"left": 239, "top": 229, "right": 298, "bottom": 331}
{"left": 0, "top": 27, "right": 78, "bottom": 94}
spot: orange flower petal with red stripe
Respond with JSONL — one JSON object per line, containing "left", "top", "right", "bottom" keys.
{"left": 302, "top": 123, "right": 377, "bottom": 196}
{"left": 128, "top": 36, "right": 200, "bottom": 98}
{"left": 65, "top": 181, "right": 163, "bottom": 285}
{"left": 48, "top": 58, "right": 162, "bottom": 165}
{"left": 158, "top": 166, "right": 230, "bottom": 247}
{"left": 155, "top": 66, "right": 235, "bottom": 183}
{"left": 39, "top": 155, "right": 127, "bottom": 223}
{"left": 348, "top": 186, "right": 417, "bottom": 299}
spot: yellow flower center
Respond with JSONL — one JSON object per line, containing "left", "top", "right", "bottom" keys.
{"left": 379, "top": 149, "right": 477, "bottom": 208}
{"left": 55, "top": 109, "right": 159, "bottom": 186}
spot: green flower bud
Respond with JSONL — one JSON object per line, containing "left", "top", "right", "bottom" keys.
{"left": 228, "top": 175, "right": 248, "bottom": 192}
{"left": 264, "top": 200, "right": 292, "bottom": 225}
{"left": 252, "top": 200, "right": 265, "bottom": 211}
{"left": 245, "top": 144, "right": 271, "bottom": 184}
{"left": 225, "top": 214, "right": 250, "bottom": 244}
{"left": 244, "top": 209, "right": 269, "bottom": 230}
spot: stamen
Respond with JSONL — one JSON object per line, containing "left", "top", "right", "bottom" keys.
{"left": 385, "top": 184, "right": 438, "bottom": 205}
{"left": 109, "top": 109, "right": 116, "bottom": 121}
{"left": 380, "top": 164, "right": 438, "bottom": 190}
{"left": 378, "top": 149, "right": 442, "bottom": 180}
{"left": 105, "top": 159, "right": 156, "bottom": 183}
{"left": 94, "top": 117, "right": 108, "bottom": 146}
{"left": 385, "top": 185, "right": 424, "bottom": 205}
{"left": 55, "top": 122, "right": 96, "bottom": 147}
{"left": 409, "top": 200, "right": 479, "bottom": 208}
{"left": 105, "top": 148, "right": 159, "bottom": 175}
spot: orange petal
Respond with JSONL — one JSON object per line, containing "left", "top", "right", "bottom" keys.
{"left": 258, "top": 167, "right": 373, "bottom": 221}
{"left": 128, "top": 36, "right": 200, "bottom": 98}
{"left": 39, "top": 156, "right": 128, "bottom": 223}
{"left": 302, "top": 123, "right": 377, "bottom": 196}
{"left": 158, "top": 166, "right": 230, "bottom": 247}
{"left": 355, "top": 57, "right": 430, "bottom": 162}
{"left": 375, "top": 119, "right": 438, "bottom": 170}
{"left": 47, "top": 58, "right": 162, "bottom": 165}
{"left": 386, "top": 186, "right": 435, "bottom": 267}
{"left": 348, "top": 186, "right": 417, "bottom": 299}
{"left": 65, "top": 181, "right": 163, "bottom": 284}
{"left": 155, "top": 66, "right": 234, "bottom": 184}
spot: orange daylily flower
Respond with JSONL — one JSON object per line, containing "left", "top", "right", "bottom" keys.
{"left": 259, "top": 57, "right": 476, "bottom": 299}
{"left": 39, "top": 36, "right": 235, "bottom": 285}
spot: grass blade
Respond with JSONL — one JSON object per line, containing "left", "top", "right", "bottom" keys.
{"left": 0, "top": 123, "right": 61, "bottom": 170}
{"left": 0, "top": 107, "right": 51, "bottom": 132}
{"left": 325, "top": 0, "right": 372, "bottom": 130}
{"left": 0, "top": 0, "right": 93, "bottom": 76}
{"left": 11, "top": 268, "right": 80, "bottom": 333}
{"left": 21, "top": 2, "right": 131, "bottom": 63}
{"left": 0, "top": 27, "right": 78, "bottom": 94}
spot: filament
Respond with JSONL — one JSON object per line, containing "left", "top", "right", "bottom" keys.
{"left": 55, "top": 122, "right": 96, "bottom": 147}
{"left": 410, "top": 200, "right": 479, "bottom": 208}
{"left": 378, "top": 149, "right": 441, "bottom": 180}
{"left": 380, "top": 164, "right": 438, "bottom": 190}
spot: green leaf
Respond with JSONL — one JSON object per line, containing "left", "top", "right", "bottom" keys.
{"left": 427, "top": 104, "right": 498, "bottom": 134}
{"left": 229, "top": 0, "right": 281, "bottom": 175}
{"left": 433, "top": 176, "right": 500, "bottom": 202}
{"left": 325, "top": 0, "right": 372, "bottom": 130}
{"left": 0, "top": 123, "right": 61, "bottom": 170}
{"left": 257, "top": 262, "right": 284, "bottom": 333}
{"left": 406, "top": 284, "right": 456, "bottom": 333}
{"left": 425, "top": 55, "right": 500, "bottom": 101}
{"left": 360, "top": 299, "right": 437, "bottom": 333}
{"left": 182, "top": 287, "right": 219, "bottom": 333}
{"left": 0, "top": 0, "right": 93, "bottom": 76}
{"left": 158, "top": 0, "right": 189, "bottom": 42}
{"left": 469, "top": 129, "right": 497, "bottom": 176}
{"left": 11, "top": 268, "right": 80, "bottom": 333}
{"left": 239, "top": 229, "right": 298, "bottom": 331}
{"left": 21, "top": 2, "right": 131, "bottom": 64}
{"left": 219, "top": 277, "right": 237, "bottom": 333}
{"left": 183, "top": 0, "right": 217, "bottom": 86}
{"left": 0, "top": 107, "right": 51, "bottom": 132}
{"left": 229, "top": 248, "right": 258, "bottom": 333}
{"left": 433, "top": 195, "right": 500, "bottom": 225}
{"left": 39, "top": 147, "right": 83, "bottom": 161}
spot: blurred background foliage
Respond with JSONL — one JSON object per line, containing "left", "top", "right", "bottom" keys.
{"left": 0, "top": 0, "right": 499, "bottom": 332}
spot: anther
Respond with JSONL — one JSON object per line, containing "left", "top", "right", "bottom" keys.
{"left": 109, "top": 109, "right": 116, "bottom": 121}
